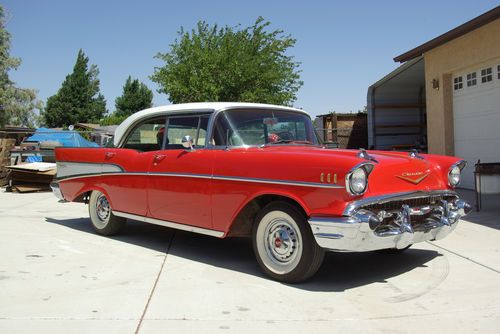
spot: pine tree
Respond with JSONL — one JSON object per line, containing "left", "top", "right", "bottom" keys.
{"left": 115, "top": 76, "right": 153, "bottom": 117}
{"left": 0, "top": 5, "right": 41, "bottom": 127}
{"left": 43, "top": 50, "right": 106, "bottom": 127}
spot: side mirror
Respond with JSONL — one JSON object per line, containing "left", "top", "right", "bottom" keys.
{"left": 181, "top": 135, "right": 194, "bottom": 150}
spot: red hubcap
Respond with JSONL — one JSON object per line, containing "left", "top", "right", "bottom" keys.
{"left": 274, "top": 237, "right": 282, "bottom": 248}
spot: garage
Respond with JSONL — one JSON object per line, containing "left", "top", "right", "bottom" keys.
{"left": 452, "top": 64, "right": 500, "bottom": 189}
{"left": 371, "top": 6, "right": 500, "bottom": 191}
{"left": 367, "top": 57, "right": 426, "bottom": 152}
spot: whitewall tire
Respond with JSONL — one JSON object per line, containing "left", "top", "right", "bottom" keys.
{"left": 252, "top": 202, "right": 325, "bottom": 283}
{"left": 88, "top": 191, "right": 125, "bottom": 236}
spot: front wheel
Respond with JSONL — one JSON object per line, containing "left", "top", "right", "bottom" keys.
{"left": 88, "top": 191, "right": 125, "bottom": 236}
{"left": 252, "top": 202, "right": 325, "bottom": 283}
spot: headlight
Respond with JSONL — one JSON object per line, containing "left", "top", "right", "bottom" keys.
{"left": 350, "top": 168, "right": 367, "bottom": 194}
{"left": 448, "top": 165, "right": 461, "bottom": 187}
{"left": 346, "top": 163, "right": 373, "bottom": 195}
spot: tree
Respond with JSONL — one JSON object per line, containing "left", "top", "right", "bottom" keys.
{"left": 43, "top": 50, "right": 106, "bottom": 127}
{"left": 151, "top": 17, "right": 303, "bottom": 106}
{"left": 115, "top": 76, "right": 153, "bottom": 117}
{"left": 0, "top": 5, "right": 42, "bottom": 128}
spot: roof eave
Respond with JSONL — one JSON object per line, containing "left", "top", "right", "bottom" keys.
{"left": 394, "top": 6, "right": 500, "bottom": 63}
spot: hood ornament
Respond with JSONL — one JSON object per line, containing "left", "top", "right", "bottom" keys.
{"left": 396, "top": 171, "right": 429, "bottom": 184}
{"left": 357, "top": 149, "right": 378, "bottom": 163}
{"left": 409, "top": 149, "right": 425, "bottom": 160}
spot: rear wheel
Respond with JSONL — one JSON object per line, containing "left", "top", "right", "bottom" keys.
{"left": 252, "top": 202, "right": 325, "bottom": 283}
{"left": 88, "top": 191, "right": 125, "bottom": 236}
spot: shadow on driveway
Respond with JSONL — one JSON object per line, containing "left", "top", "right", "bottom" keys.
{"left": 45, "top": 217, "right": 442, "bottom": 292}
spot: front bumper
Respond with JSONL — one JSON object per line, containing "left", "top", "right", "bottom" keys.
{"left": 309, "top": 190, "right": 472, "bottom": 252}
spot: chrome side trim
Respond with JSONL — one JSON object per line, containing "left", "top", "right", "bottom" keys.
{"left": 56, "top": 161, "right": 124, "bottom": 178}
{"left": 50, "top": 182, "right": 66, "bottom": 202}
{"left": 343, "top": 190, "right": 458, "bottom": 216}
{"left": 57, "top": 171, "right": 343, "bottom": 189}
{"left": 113, "top": 211, "right": 225, "bottom": 238}
{"left": 211, "top": 175, "right": 343, "bottom": 189}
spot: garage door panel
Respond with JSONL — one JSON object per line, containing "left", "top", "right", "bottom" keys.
{"left": 454, "top": 113, "right": 500, "bottom": 140}
{"left": 453, "top": 86, "right": 500, "bottom": 118}
{"left": 453, "top": 69, "right": 500, "bottom": 190}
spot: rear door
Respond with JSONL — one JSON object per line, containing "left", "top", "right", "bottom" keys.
{"left": 101, "top": 116, "right": 166, "bottom": 216}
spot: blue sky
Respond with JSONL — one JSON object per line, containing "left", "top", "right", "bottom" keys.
{"left": 3, "top": 0, "right": 499, "bottom": 117}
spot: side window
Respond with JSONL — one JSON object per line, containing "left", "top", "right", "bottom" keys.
{"left": 165, "top": 115, "right": 209, "bottom": 149}
{"left": 123, "top": 117, "right": 166, "bottom": 151}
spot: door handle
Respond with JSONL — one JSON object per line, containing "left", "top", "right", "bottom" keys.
{"left": 153, "top": 154, "right": 166, "bottom": 164}
{"left": 105, "top": 152, "right": 115, "bottom": 159}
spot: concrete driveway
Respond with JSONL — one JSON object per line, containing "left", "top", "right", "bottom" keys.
{"left": 0, "top": 190, "right": 499, "bottom": 333}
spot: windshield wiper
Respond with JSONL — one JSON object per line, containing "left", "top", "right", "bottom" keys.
{"left": 262, "top": 140, "right": 314, "bottom": 146}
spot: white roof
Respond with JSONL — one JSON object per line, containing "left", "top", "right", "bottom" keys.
{"left": 113, "top": 102, "right": 307, "bottom": 146}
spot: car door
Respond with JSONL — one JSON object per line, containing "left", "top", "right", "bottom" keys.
{"left": 147, "top": 114, "right": 215, "bottom": 229}
{"left": 100, "top": 116, "right": 166, "bottom": 217}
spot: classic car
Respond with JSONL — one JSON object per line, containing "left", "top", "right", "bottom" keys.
{"left": 51, "top": 102, "right": 471, "bottom": 282}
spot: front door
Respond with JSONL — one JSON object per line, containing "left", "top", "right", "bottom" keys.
{"left": 147, "top": 115, "right": 214, "bottom": 229}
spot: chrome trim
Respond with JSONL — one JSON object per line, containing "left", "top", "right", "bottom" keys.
{"left": 117, "top": 109, "right": 215, "bottom": 148}
{"left": 211, "top": 175, "right": 343, "bottom": 189}
{"left": 113, "top": 211, "right": 225, "bottom": 238}
{"left": 309, "top": 196, "right": 470, "bottom": 252}
{"left": 345, "top": 162, "right": 375, "bottom": 196}
{"left": 448, "top": 160, "right": 467, "bottom": 188}
{"left": 56, "top": 161, "right": 123, "bottom": 178}
{"left": 181, "top": 135, "right": 194, "bottom": 150}
{"left": 357, "top": 149, "right": 378, "bottom": 163}
{"left": 50, "top": 182, "right": 66, "bottom": 202}
{"left": 343, "top": 190, "right": 458, "bottom": 216}
{"left": 57, "top": 171, "right": 343, "bottom": 189}
{"left": 409, "top": 149, "right": 425, "bottom": 160}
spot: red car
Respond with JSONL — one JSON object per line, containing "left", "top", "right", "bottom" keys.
{"left": 51, "top": 103, "right": 471, "bottom": 282}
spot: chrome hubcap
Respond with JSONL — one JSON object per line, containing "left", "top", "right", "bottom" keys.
{"left": 96, "top": 195, "right": 110, "bottom": 222}
{"left": 265, "top": 219, "right": 299, "bottom": 264}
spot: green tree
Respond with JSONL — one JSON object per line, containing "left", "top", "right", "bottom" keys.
{"left": 115, "top": 76, "right": 153, "bottom": 117}
{"left": 0, "top": 5, "right": 42, "bottom": 128}
{"left": 99, "top": 113, "right": 127, "bottom": 126}
{"left": 43, "top": 50, "right": 106, "bottom": 127}
{"left": 151, "top": 17, "right": 303, "bottom": 105}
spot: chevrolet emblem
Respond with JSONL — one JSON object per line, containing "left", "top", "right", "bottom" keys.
{"left": 395, "top": 171, "right": 429, "bottom": 184}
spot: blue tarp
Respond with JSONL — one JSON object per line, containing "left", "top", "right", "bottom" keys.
{"left": 26, "top": 127, "right": 99, "bottom": 148}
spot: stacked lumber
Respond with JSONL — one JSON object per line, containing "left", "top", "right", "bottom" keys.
{"left": 5, "top": 162, "right": 56, "bottom": 193}
{"left": 0, "top": 138, "right": 16, "bottom": 186}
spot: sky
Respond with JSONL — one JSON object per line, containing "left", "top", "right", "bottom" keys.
{"left": 3, "top": 0, "right": 499, "bottom": 117}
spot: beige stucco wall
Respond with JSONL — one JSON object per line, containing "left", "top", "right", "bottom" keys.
{"left": 424, "top": 19, "right": 500, "bottom": 155}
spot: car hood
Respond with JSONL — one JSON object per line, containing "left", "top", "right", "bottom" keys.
{"left": 255, "top": 146, "right": 452, "bottom": 195}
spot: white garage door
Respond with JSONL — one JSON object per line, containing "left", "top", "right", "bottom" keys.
{"left": 453, "top": 63, "right": 500, "bottom": 190}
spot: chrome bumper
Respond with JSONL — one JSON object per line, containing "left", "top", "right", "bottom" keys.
{"left": 50, "top": 182, "right": 66, "bottom": 202}
{"left": 309, "top": 191, "right": 472, "bottom": 252}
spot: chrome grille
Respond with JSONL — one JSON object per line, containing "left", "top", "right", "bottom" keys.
{"left": 361, "top": 194, "right": 457, "bottom": 212}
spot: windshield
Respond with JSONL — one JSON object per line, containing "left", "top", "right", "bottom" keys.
{"left": 212, "top": 109, "right": 320, "bottom": 147}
